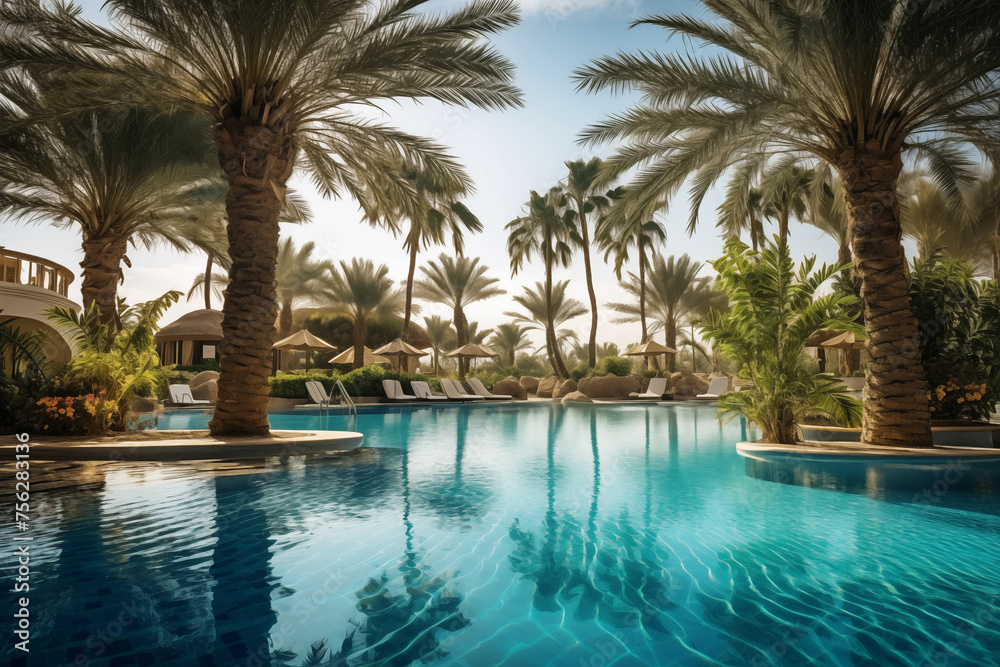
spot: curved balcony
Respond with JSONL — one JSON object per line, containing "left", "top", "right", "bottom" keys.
{"left": 0, "top": 248, "right": 74, "bottom": 297}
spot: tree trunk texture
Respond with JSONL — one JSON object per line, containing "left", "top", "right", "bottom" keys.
{"left": 835, "top": 143, "right": 932, "bottom": 448}
{"left": 455, "top": 306, "right": 468, "bottom": 379}
{"left": 209, "top": 119, "right": 296, "bottom": 437}
{"left": 665, "top": 315, "right": 677, "bottom": 373}
{"left": 204, "top": 255, "right": 214, "bottom": 310}
{"left": 639, "top": 251, "right": 649, "bottom": 371}
{"left": 278, "top": 299, "right": 293, "bottom": 339}
{"left": 353, "top": 316, "right": 367, "bottom": 369}
{"left": 80, "top": 233, "right": 128, "bottom": 331}
{"left": 577, "top": 203, "right": 599, "bottom": 368}
{"left": 778, "top": 208, "right": 789, "bottom": 245}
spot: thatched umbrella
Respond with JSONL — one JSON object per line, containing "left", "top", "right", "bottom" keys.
{"left": 446, "top": 343, "right": 496, "bottom": 378}
{"left": 273, "top": 330, "right": 336, "bottom": 371}
{"left": 329, "top": 346, "right": 390, "bottom": 366}
{"left": 373, "top": 337, "right": 427, "bottom": 371}
{"left": 625, "top": 340, "right": 679, "bottom": 371}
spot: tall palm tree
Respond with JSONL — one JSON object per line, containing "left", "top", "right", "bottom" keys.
{"left": 717, "top": 187, "right": 767, "bottom": 251}
{"left": 563, "top": 157, "right": 621, "bottom": 368}
{"left": 0, "top": 84, "right": 219, "bottom": 329}
{"left": 806, "top": 168, "right": 853, "bottom": 269}
{"left": 365, "top": 165, "right": 482, "bottom": 345}
{"left": 8, "top": 0, "right": 523, "bottom": 435}
{"left": 413, "top": 254, "right": 504, "bottom": 377}
{"left": 275, "top": 239, "right": 332, "bottom": 339}
{"left": 575, "top": 0, "right": 1000, "bottom": 447}
{"left": 489, "top": 322, "right": 532, "bottom": 366}
{"left": 506, "top": 187, "right": 581, "bottom": 377}
{"left": 465, "top": 321, "right": 492, "bottom": 345}
{"left": 966, "top": 169, "right": 1000, "bottom": 281}
{"left": 423, "top": 315, "right": 452, "bottom": 375}
{"left": 183, "top": 213, "right": 231, "bottom": 310}
{"left": 321, "top": 259, "right": 404, "bottom": 369}
{"left": 597, "top": 217, "right": 666, "bottom": 357}
{"left": 759, "top": 164, "right": 812, "bottom": 244}
{"left": 505, "top": 281, "right": 587, "bottom": 377}
{"left": 607, "top": 254, "right": 721, "bottom": 372}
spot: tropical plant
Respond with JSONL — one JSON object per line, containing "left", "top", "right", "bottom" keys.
{"left": 562, "top": 157, "right": 621, "bottom": 368}
{"left": 575, "top": 0, "right": 1000, "bottom": 447}
{"left": 46, "top": 290, "right": 181, "bottom": 431}
{"left": 506, "top": 187, "right": 581, "bottom": 377}
{"left": 275, "top": 239, "right": 332, "bottom": 338}
{"left": 505, "top": 281, "right": 587, "bottom": 377}
{"left": 597, "top": 216, "right": 666, "bottom": 355}
{"left": 413, "top": 254, "right": 504, "bottom": 377}
{"left": 6, "top": 0, "right": 523, "bottom": 435}
{"left": 698, "top": 239, "right": 862, "bottom": 444}
{"left": 465, "top": 321, "right": 492, "bottom": 346}
{"left": 908, "top": 258, "right": 1000, "bottom": 421}
{"left": 0, "top": 316, "right": 51, "bottom": 384}
{"left": 0, "top": 76, "right": 219, "bottom": 328}
{"left": 489, "top": 322, "right": 532, "bottom": 367}
{"left": 423, "top": 315, "right": 453, "bottom": 375}
{"left": 321, "top": 259, "right": 404, "bottom": 369}
{"left": 595, "top": 356, "right": 631, "bottom": 377}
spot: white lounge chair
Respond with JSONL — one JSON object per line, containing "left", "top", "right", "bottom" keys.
{"left": 630, "top": 377, "right": 669, "bottom": 399}
{"left": 168, "top": 384, "right": 210, "bottom": 406}
{"left": 302, "top": 380, "right": 333, "bottom": 408}
{"left": 466, "top": 377, "right": 512, "bottom": 400}
{"left": 411, "top": 381, "right": 447, "bottom": 401}
{"left": 382, "top": 379, "right": 416, "bottom": 401}
{"left": 696, "top": 376, "right": 730, "bottom": 399}
{"left": 440, "top": 378, "right": 485, "bottom": 401}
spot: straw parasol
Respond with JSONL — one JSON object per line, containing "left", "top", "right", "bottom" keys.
{"left": 329, "top": 346, "right": 390, "bottom": 366}
{"left": 625, "top": 340, "right": 679, "bottom": 369}
{"left": 373, "top": 337, "right": 428, "bottom": 370}
{"left": 446, "top": 343, "right": 496, "bottom": 378}
{"left": 820, "top": 330, "right": 867, "bottom": 376}
{"left": 272, "top": 330, "right": 336, "bottom": 372}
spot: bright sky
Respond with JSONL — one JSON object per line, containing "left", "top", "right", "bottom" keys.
{"left": 0, "top": 0, "right": 838, "bottom": 353}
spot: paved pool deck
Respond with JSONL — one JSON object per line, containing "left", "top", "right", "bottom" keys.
{"left": 738, "top": 440, "right": 1000, "bottom": 460}
{"left": 0, "top": 430, "right": 364, "bottom": 461}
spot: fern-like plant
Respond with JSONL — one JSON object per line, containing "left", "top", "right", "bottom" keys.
{"left": 698, "top": 239, "right": 862, "bottom": 444}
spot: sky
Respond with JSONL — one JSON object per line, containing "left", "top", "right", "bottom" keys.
{"left": 0, "top": 0, "right": 839, "bottom": 355}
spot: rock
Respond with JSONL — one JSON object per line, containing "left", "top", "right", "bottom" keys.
{"left": 129, "top": 395, "right": 158, "bottom": 413}
{"left": 579, "top": 374, "right": 641, "bottom": 399}
{"left": 561, "top": 391, "right": 593, "bottom": 404}
{"left": 191, "top": 379, "right": 218, "bottom": 403}
{"left": 520, "top": 376, "right": 540, "bottom": 394}
{"left": 577, "top": 377, "right": 590, "bottom": 394}
{"left": 553, "top": 379, "right": 578, "bottom": 399}
{"left": 190, "top": 370, "right": 220, "bottom": 390}
{"left": 536, "top": 376, "right": 558, "bottom": 398}
{"left": 494, "top": 376, "right": 527, "bottom": 400}
{"left": 670, "top": 372, "right": 709, "bottom": 396}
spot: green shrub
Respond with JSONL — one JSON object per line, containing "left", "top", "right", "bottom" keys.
{"left": 596, "top": 356, "right": 632, "bottom": 377}
{"left": 267, "top": 365, "right": 429, "bottom": 398}
{"left": 172, "top": 359, "right": 219, "bottom": 373}
{"left": 569, "top": 361, "right": 590, "bottom": 381}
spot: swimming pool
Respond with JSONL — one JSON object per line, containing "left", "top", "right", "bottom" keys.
{"left": 3, "top": 403, "right": 999, "bottom": 666}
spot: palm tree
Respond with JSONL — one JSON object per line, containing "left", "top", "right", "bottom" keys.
{"left": 563, "top": 158, "right": 620, "bottom": 368}
{"left": 0, "top": 83, "right": 218, "bottom": 329}
{"left": 465, "top": 321, "right": 492, "bottom": 345}
{"left": 9, "top": 0, "right": 523, "bottom": 435}
{"left": 717, "top": 187, "right": 767, "bottom": 251}
{"left": 423, "top": 315, "right": 452, "bottom": 375}
{"left": 275, "top": 239, "right": 332, "bottom": 339}
{"left": 321, "top": 259, "right": 404, "bottom": 369}
{"left": 597, "top": 217, "right": 666, "bottom": 357}
{"left": 575, "top": 0, "right": 1000, "bottom": 447}
{"left": 505, "top": 281, "right": 587, "bottom": 377}
{"left": 718, "top": 162, "right": 812, "bottom": 246}
{"left": 608, "top": 254, "right": 721, "bottom": 372}
{"left": 413, "top": 254, "right": 504, "bottom": 377}
{"left": 806, "top": 168, "right": 853, "bottom": 269}
{"left": 183, "top": 214, "right": 231, "bottom": 310}
{"left": 489, "top": 322, "right": 532, "bottom": 366}
{"left": 506, "top": 187, "right": 581, "bottom": 377}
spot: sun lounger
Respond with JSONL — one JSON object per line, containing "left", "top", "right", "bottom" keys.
{"left": 629, "top": 377, "right": 669, "bottom": 399}
{"left": 696, "top": 376, "right": 729, "bottom": 399}
{"left": 466, "top": 377, "right": 512, "bottom": 400}
{"left": 440, "top": 378, "right": 485, "bottom": 401}
{"left": 411, "top": 381, "right": 448, "bottom": 401}
{"left": 168, "top": 384, "right": 211, "bottom": 406}
{"left": 382, "top": 379, "right": 416, "bottom": 402}
{"left": 304, "top": 380, "right": 333, "bottom": 408}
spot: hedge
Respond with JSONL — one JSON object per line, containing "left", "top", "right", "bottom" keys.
{"left": 268, "top": 364, "right": 429, "bottom": 399}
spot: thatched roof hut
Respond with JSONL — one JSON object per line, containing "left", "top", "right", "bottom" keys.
{"left": 155, "top": 309, "right": 223, "bottom": 365}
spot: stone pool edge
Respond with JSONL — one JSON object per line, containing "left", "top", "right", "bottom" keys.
{"left": 737, "top": 440, "right": 1000, "bottom": 462}
{"left": 0, "top": 430, "right": 364, "bottom": 461}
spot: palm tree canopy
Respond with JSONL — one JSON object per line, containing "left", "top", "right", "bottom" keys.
{"left": 608, "top": 254, "right": 725, "bottom": 330}
{"left": 3, "top": 0, "right": 523, "bottom": 218}
{"left": 424, "top": 315, "right": 453, "bottom": 348}
{"left": 597, "top": 215, "right": 666, "bottom": 279}
{"left": 413, "top": 254, "right": 505, "bottom": 311}
{"left": 505, "top": 187, "right": 581, "bottom": 275}
{"left": 275, "top": 238, "right": 332, "bottom": 307}
{"left": 505, "top": 280, "right": 588, "bottom": 331}
{"left": 322, "top": 258, "right": 404, "bottom": 323}
{"left": 489, "top": 322, "right": 531, "bottom": 362}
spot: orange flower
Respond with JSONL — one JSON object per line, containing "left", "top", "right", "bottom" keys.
{"left": 957, "top": 397, "right": 965, "bottom": 403}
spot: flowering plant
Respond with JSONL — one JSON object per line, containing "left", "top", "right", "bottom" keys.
{"left": 24, "top": 391, "right": 116, "bottom": 435}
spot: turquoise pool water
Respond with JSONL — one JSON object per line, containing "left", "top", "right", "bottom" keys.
{"left": 3, "top": 403, "right": 1000, "bottom": 666}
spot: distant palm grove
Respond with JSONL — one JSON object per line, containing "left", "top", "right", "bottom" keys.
{"left": 2, "top": 0, "right": 1000, "bottom": 450}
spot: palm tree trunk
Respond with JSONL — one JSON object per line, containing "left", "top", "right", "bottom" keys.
{"left": 778, "top": 208, "right": 790, "bottom": 245}
{"left": 639, "top": 250, "right": 649, "bottom": 371}
{"left": 353, "top": 316, "right": 367, "bottom": 370}
{"left": 204, "top": 254, "right": 214, "bottom": 310}
{"left": 665, "top": 314, "right": 677, "bottom": 373}
{"left": 80, "top": 233, "right": 128, "bottom": 331}
{"left": 278, "top": 298, "right": 293, "bottom": 339}
{"left": 836, "top": 144, "right": 932, "bottom": 448}
{"left": 455, "top": 307, "right": 468, "bottom": 378}
{"left": 209, "top": 120, "right": 296, "bottom": 437}
{"left": 577, "top": 202, "right": 598, "bottom": 369}
{"left": 403, "top": 240, "right": 418, "bottom": 341}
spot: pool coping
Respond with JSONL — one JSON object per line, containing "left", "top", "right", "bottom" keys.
{"left": 0, "top": 430, "right": 364, "bottom": 461}
{"left": 737, "top": 440, "right": 1000, "bottom": 462}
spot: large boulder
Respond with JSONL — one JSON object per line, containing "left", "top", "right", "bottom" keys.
{"left": 579, "top": 374, "right": 641, "bottom": 399}
{"left": 553, "top": 379, "right": 578, "bottom": 399}
{"left": 190, "top": 370, "right": 220, "bottom": 390}
{"left": 129, "top": 395, "right": 159, "bottom": 413}
{"left": 191, "top": 379, "right": 218, "bottom": 403}
{"left": 494, "top": 376, "right": 527, "bottom": 400}
{"left": 520, "top": 376, "right": 540, "bottom": 394}
{"left": 536, "top": 376, "right": 558, "bottom": 398}
{"left": 670, "top": 372, "right": 709, "bottom": 396}
{"left": 561, "top": 391, "right": 593, "bottom": 404}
